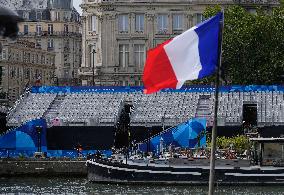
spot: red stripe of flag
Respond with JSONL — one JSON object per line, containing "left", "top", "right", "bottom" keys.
{"left": 142, "top": 40, "right": 177, "bottom": 94}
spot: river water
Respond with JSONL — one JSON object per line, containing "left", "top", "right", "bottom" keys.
{"left": 0, "top": 177, "right": 283, "bottom": 194}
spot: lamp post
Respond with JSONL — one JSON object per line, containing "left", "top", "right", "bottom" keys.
{"left": 53, "top": 75, "right": 58, "bottom": 86}
{"left": 91, "top": 49, "right": 96, "bottom": 86}
{"left": 35, "top": 126, "right": 42, "bottom": 153}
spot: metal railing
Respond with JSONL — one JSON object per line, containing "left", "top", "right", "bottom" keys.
{"left": 18, "top": 31, "right": 82, "bottom": 37}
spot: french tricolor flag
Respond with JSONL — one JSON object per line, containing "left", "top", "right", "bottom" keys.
{"left": 143, "top": 13, "right": 223, "bottom": 94}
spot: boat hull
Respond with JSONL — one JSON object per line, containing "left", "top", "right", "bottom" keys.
{"left": 87, "top": 159, "right": 284, "bottom": 185}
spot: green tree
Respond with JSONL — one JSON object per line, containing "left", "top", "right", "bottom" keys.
{"left": 214, "top": 135, "right": 250, "bottom": 154}
{"left": 199, "top": 5, "right": 284, "bottom": 85}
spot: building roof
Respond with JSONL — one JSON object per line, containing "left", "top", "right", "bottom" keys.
{"left": 0, "top": 0, "right": 48, "bottom": 11}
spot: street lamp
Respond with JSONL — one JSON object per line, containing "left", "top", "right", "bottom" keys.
{"left": 35, "top": 126, "right": 42, "bottom": 153}
{"left": 53, "top": 75, "right": 58, "bottom": 86}
{"left": 91, "top": 49, "right": 96, "bottom": 86}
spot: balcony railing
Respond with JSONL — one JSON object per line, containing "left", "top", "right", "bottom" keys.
{"left": 18, "top": 31, "right": 82, "bottom": 37}
{"left": 156, "top": 29, "right": 169, "bottom": 35}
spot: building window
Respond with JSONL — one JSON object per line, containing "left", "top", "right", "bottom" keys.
{"left": 25, "top": 68, "right": 30, "bottom": 79}
{"left": 36, "top": 25, "right": 42, "bottom": 35}
{"left": 173, "top": 14, "right": 183, "bottom": 31}
{"left": 36, "top": 12, "right": 42, "bottom": 20}
{"left": 64, "top": 40, "right": 69, "bottom": 52}
{"left": 48, "top": 24, "right": 53, "bottom": 34}
{"left": 64, "top": 24, "right": 69, "bottom": 33}
{"left": 157, "top": 14, "right": 168, "bottom": 33}
{"left": 56, "top": 12, "right": 60, "bottom": 21}
{"left": 31, "top": 54, "right": 35, "bottom": 63}
{"left": 23, "top": 12, "right": 29, "bottom": 19}
{"left": 64, "top": 54, "right": 69, "bottom": 64}
{"left": 48, "top": 39, "right": 54, "bottom": 49}
{"left": 20, "top": 67, "right": 23, "bottom": 80}
{"left": 135, "top": 14, "right": 144, "bottom": 32}
{"left": 64, "top": 12, "right": 69, "bottom": 21}
{"left": 1, "top": 67, "right": 6, "bottom": 78}
{"left": 35, "top": 39, "right": 41, "bottom": 48}
{"left": 118, "top": 15, "right": 129, "bottom": 33}
{"left": 41, "top": 55, "right": 45, "bottom": 64}
{"left": 35, "top": 69, "right": 39, "bottom": 79}
{"left": 27, "top": 53, "right": 30, "bottom": 63}
{"left": 11, "top": 67, "right": 16, "bottom": 78}
{"left": 23, "top": 52, "right": 26, "bottom": 63}
{"left": 134, "top": 44, "right": 145, "bottom": 68}
{"left": 30, "top": 69, "right": 33, "bottom": 79}
{"left": 24, "top": 25, "right": 29, "bottom": 35}
{"left": 64, "top": 40, "right": 69, "bottom": 48}
{"left": 16, "top": 52, "right": 19, "bottom": 61}
{"left": 1, "top": 49, "right": 6, "bottom": 60}
{"left": 89, "top": 15, "right": 96, "bottom": 32}
{"left": 119, "top": 44, "right": 129, "bottom": 68}
{"left": 17, "top": 67, "right": 20, "bottom": 78}
{"left": 18, "top": 52, "right": 22, "bottom": 62}
{"left": 196, "top": 13, "right": 204, "bottom": 24}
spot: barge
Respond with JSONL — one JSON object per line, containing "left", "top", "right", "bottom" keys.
{"left": 87, "top": 156, "right": 284, "bottom": 185}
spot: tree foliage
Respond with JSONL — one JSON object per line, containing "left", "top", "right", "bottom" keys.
{"left": 216, "top": 135, "right": 250, "bottom": 154}
{"left": 200, "top": 5, "right": 284, "bottom": 85}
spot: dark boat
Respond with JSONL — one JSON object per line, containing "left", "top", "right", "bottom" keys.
{"left": 87, "top": 154, "right": 284, "bottom": 185}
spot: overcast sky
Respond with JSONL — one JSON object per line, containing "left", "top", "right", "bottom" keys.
{"left": 73, "top": 0, "right": 82, "bottom": 15}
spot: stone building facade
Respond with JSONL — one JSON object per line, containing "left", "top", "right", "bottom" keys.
{"left": 0, "top": 39, "right": 55, "bottom": 104}
{"left": 79, "top": 0, "right": 279, "bottom": 86}
{"left": 0, "top": 0, "right": 82, "bottom": 85}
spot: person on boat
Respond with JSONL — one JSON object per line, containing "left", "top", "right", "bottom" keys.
{"left": 75, "top": 143, "right": 83, "bottom": 157}
{"left": 95, "top": 150, "right": 102, "bottom": 159}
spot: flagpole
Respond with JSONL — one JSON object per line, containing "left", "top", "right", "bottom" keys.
{"left": 208, "top": 10, "right": 224, "bottom": 195}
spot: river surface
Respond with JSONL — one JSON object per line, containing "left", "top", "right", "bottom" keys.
{"left": 0, "top": 177, "right": 283, "bottom": 194}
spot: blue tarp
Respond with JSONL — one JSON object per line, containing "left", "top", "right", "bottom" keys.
{"left": 0, "top": 119, "right": 47, "bottom": 151}
{"left": 31, "top": 85, "right": 284, "bottom": 94}
{"left": 0, "top": 119, "right": 112, "bottom": 158}
{"left": 139, "top": 118, "right": 207, "bottom": 153}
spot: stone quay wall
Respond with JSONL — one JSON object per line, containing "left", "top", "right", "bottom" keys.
{"left": 0, "top": 159, "right": 87, "bottom": 177}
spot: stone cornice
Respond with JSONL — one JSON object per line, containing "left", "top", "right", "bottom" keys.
{"left": 82, "top": 0, "right": 279, "bottom": 6}
{"left": 82, "top": 0, "right": 280, "bottom": 14}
